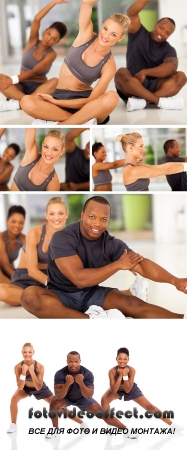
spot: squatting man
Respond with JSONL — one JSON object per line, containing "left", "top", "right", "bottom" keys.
{"left": 21, "top": 196, "right": 187, "bottom": 319}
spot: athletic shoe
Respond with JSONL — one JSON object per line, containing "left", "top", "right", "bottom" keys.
{"left": 81, "top": 118, "right": 97, "bottom": 125}
{"left": 170, "top": 422, "right": 184, "bottom": 432}
{"left": 126, "top": 97, "right": 146, "bottom": 112}
{"left": 158, "top": 96, "right": 184, "bottom": 110}
{"left": 130, "top": 274, "right": 149, "bottom": 302}
{"left": 80, "top": 422, "right": 89, "bottom": 429}
{"left": 183, "top": 309, "right": 187, "bottom": 319}
{"left": 123, "top": 428, "right": 138, "bottom": 439}
{"left": 45, "top": 427, "right": 58, "bottom": 439}
{"left": 31, "top": 119, "right": 58, "bottom": 125}
{"left": 7, "top": 423, "right": 17, "bottom": 433}
{"left": 0, "top": 99, "right": 20, "bottom": 111}
{"left": 85, "top": 305, "right": 125, "bottom": 319}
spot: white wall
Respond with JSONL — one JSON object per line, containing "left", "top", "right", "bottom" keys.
{"left": 153, "top": 193, "right": 187, "bottom": 243}
{"left": 159, "top": 0, "right": 187, "bottom": 58}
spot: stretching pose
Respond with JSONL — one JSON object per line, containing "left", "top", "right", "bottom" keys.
{"left": 11, "top": 128, "right": 65, "bottom": 191}
{"left": 60, "top": 128, "right": 90, "bottom": 191}
{"left": 20, "top": 0, "right": 131, "bottom": 125}
{"left": 0, "top": 206, "right": 25, "bottom": 284}
{"left": 45, "top": 351, "right": 138, "bottom": 439}
{"left": 116, "top": 133, "right": 187, "bottom": 191}
{"left": 21, "top": 196, "right": 187, "bottom": 319}
{"left": 0, "top": 0, "right": 67, "bottom": 112}
{"left": 115, "top": 0, "right": 186, "bottom": 111}
{"left": 92, "top": 142, "right": 125, "bottom": 191}
{"left": 101, "top": 347, "right": 183, "bottom": 435}
{"left": 7, "top": 343, "right": 83, "bottom": 433}
{"left": 0, "top": 129, "right": 20, "bottom": 191}
{"left": 0, "top": 197, "right": 68, "bottom": 306}
{"left": 164, "top": 140, "right": 187, "bottom": 191}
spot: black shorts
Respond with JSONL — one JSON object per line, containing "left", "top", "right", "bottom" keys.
{"left": 51, "top": 88, "right": 92, "bottom": 113}
{"left": 47, "top": 285, "right": 114, "bottom": 312}
{"left": 118, "top": 384, "right": 143, "bottom": 401}
{"left": 24, "top": 382, "right": 53, "bottom": 400}
{"left": 19, "top": 81, "right": 43, "bottom": 95}
{"left": 11, "top": 268, "right": 47, "bottom": 289}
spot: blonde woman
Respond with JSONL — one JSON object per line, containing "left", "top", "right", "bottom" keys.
{"left": 20, "top": 0, "right": 131, "bottom": 125}
{"left": 117, "top": 133, "right": 187, "bottom": 191}
{"left": 0, "top": 197, "right": 67, "bottom": 306}
{"left": 11, "top": 129, "right": 65, "bottom": 191}
{"left": 7, "top": 343, "right": 84, "bottom": 433}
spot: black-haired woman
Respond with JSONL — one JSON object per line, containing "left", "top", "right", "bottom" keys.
{"left": 0, "top": 128, "right": 20, "bottom": 190}
{"left": 101, "top": 347, "right": 183, "bottom": 438}
{"left": 0, "top": 206, "right": 26, "bottom": 283}
{"left": 0, "top": 0, "right": 68, "bottom": 112}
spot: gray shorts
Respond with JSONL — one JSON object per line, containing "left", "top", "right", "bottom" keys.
{"left": 24, "top": 382, "right": 53, "bottom": 400}
{"left": 64, "top": 396, "right": 96, "bottom": 410}
{"left": 51, "top": 88, "right": 92, "bottom": 113}
{"left": 47, "top": 285, "right": 113, "bottom": 312}
{"left": 118, "top": 384, "right": 143, "bottom": 401}
{"left": 19, "top": 81, "right": 43, "bottom": 95}
{"left": 11, "top": 268, "right": 47, "bottom": 289}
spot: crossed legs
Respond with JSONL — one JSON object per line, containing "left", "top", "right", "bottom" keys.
{"left": 115, "top": 68, "right": 186, "bottom": 104}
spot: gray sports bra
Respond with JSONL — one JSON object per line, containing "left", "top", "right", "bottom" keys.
{"left": 21, "top": 360, "right": 38, "bottom": 381}
{"left": 124, "top": 163, "right": 150, "bottom": 191}
{"left": 22, "top": 224, "right": 48, "bottom": 264}
{"left": 13, "top": 154, "right": 56, "bottom": 191}
{"left": 21, "top": 42, "right": 53, "bottom": 76}
{"left": 93, "top": 170, "right": 112, "bottom": 186}
{"left": 4, "top": 230, "right": 22, "bottom": 264}
{"left": 64, "top": 34, "right": 111, "bottom": 85}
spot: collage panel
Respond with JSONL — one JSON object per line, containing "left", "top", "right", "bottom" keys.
{"left": 0, "top": 0, "right": 187, "bottom": 447}
{"left": 0, "top": 319, "right": 187, "bottom": 449}
{"left": 0, "top": 191, "right": 187, "bottom": 319}
{"left": 0, "top": 0, "right": 186, "bottom": 126}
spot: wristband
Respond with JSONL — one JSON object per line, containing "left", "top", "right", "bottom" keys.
{"left": 123, "top": 375, "right": 128, "bottom": 380}
{"left": 183, "top": 163, "right": 187, "bottom": 171}
{"left": 11, "top": 75, "right": 19, "bottom": 84}
{"left": 20, "top": 374, "right": 26, "bottom": 380}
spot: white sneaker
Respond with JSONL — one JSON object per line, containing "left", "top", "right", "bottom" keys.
{"left": 85, "top": 305, "right": 125, "bottom": 319}
{"left": 130, "top": 274, "right": 149, "bottom": 302}
{"left": 126, "top": 97, "right": 146, "bottom": 112}
{"left": 80, "top": 422, "right": 89, "bottom": 429}
{"left": 158, "top": 96, "right": 184, "bottom": 110}
{"left": 0, "top": 99, "right": 20, "bottom": 112}
{"left": 170, "top": 422, "right": 184, "bottom": 432}
{"left": 123, "top": 428, "right": 138, "bottom": 439}
{"left": 31, "top": 119, "right": 58, "bottom": 125}
{"left": 7, "top": 423, "right": 17, "bottom": 433}
{"left": 81, "top": 118, "right": 97, "bottom": 125}
{"left": 45, "top": 427, "right": 58, "bottom": 439}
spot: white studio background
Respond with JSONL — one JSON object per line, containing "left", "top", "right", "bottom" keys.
{"left": 0, "top": 319, "right": 187, "bottom": 450}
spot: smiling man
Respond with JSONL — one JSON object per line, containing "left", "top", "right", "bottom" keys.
{"left": 163, "top": 139, "right": 187, "bottom": 191}
{"left": 21, "top": 195, "right": 187, "bottom": 319}
{"left": 115, "top": 0, "right": 186, "bottom": 111}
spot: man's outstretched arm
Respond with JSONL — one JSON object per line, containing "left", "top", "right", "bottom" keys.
{"left": 127, "top": 0, "right": 150, "bottom": 33}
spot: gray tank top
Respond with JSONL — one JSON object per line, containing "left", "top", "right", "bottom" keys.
{"left": 124, "top": 163, "right": 150, "bottom": 191}
{"left": 21, "top": 42, "right": 53, "bottom": 76}
{"left": 4, "top": 230, "right": 22, "bottom": 264}
{"left": 21, "top": 360, "right": 38, "bottom": 381}
{"left": 13, "top": 154, "right": 56, "bottom": 191}
{"left": 22, "top": 224, "right": 48, "bottom": 264}
{"left": 93, "top": 170, "right": 112, "bottom": 187}
{"left": 64, "top": 34, "right": 111, "bottom": 85}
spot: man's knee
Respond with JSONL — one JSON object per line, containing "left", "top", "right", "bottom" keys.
{"left": 115, "top": 68, "right": 130, "bottom": 85}
{"left": 175, "top": 71, "right": 187, "bottom": 88}
{"left": 21, "top": 286, "right": 41, "bottom": 312}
